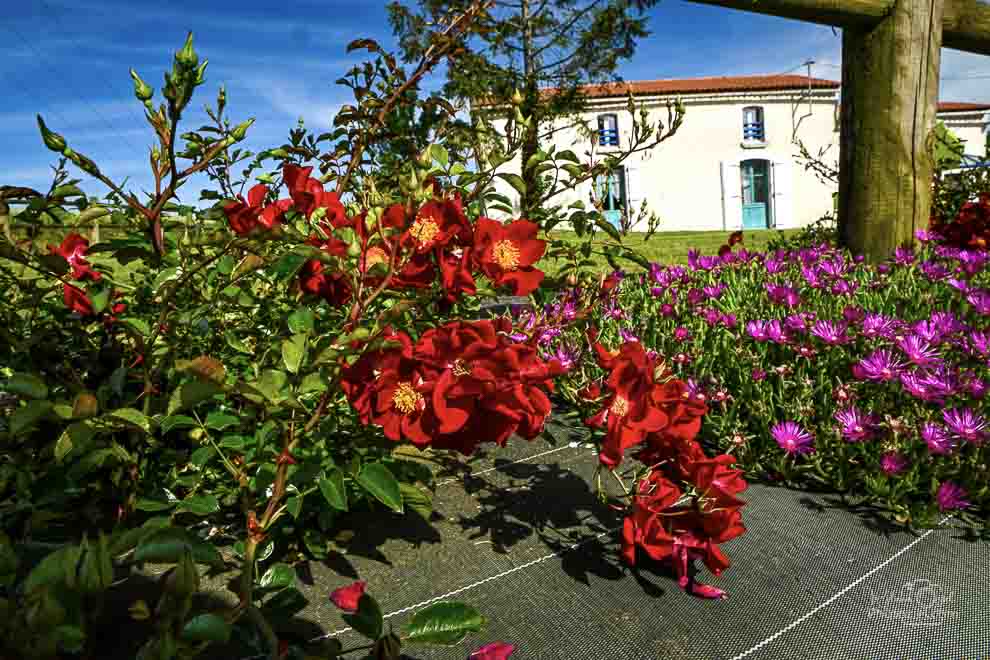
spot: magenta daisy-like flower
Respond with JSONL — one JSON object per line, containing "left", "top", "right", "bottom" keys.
{"left": 971, "top": 330, "right": 990, "bottom": 356}
{"left": 900, "top": 371, "right": 942, "bottom": 403}
{"left": 920, "top": 365, "right": 960, "bottom": 399}
{"left": 674, "top": 326, "right": 691, "bottom": 342}
{"left": 879, "top": 451, "right": 909, "bottom": 476}
{"left": 766, "top": 283, "right": 802, "bottom": 307}
{"left": 920, "top": 260, "right": 950, "bottom": 281}
{"left": 785, "top": 314, "right": 810, "bottom": 334}
{"left": 766, "top": 320, "right": 790, "bottom": 344}
{"left": 831, "top": 279, "right": 858, "bottom": 296}
{"left": 966, "top": 289, "right": 990, "bottom": 316}
{"left": 771, "top": 421, "right": 815, "bottom": 455}
{"left": 811, "top": 320, "right": 850, "bottom": 346}
{"left": 896, "top": 335, "right": 941, "bottom": 367}
{"left": 915, "top": 228, "right": 942, "bottom": 243}
{"left": 834, "top": 406, "right": 880, "bottom": 442}
{"left": 943, "top": 407, "right": 988, "bottom": 444}
{"left": 893, "top": 246, "right": 915, "bottom": 266}
{"left": 619, "top": 328, "right": 640, "bottom": 344}
{"left": 921, "top": 422, "right": 957, "bottom": 455}
{"left": 852, "top": 349, "right": 906, "bottom": 382}
{"left": 910, "top": 320, "right": 944, "bottom": 344}
{"left": 752, "top": 368, "right": 767, "bottom": 382}
{"left": 860, "top": 313, "right": 899, "bottom": 341}
{"left": 936, "top": 481, "right": 970, "bottom": 512}
{"left": 746, "top": 320, "right": 769, "bottom": 342}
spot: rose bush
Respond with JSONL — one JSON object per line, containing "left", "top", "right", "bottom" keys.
{"left": 0, "top": 8, "right": 734, "bottom": 660}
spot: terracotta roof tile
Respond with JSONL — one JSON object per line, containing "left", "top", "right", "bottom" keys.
{"left": 569, "top": 74, "right": 839, "bottom": 97}
{"left": 937, "top": 102, "right": 990, "bottom": 112}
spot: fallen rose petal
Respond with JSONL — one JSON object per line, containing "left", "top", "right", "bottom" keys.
{"left": 686, "top": 580, "right": 727, "bottom": 600}
{"left": 330, "top": 580, "right": 366, "bottom": 612}
{"left": 469, "top": 641, "right": 515, "bottom": 660}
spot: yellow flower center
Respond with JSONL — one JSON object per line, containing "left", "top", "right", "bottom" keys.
{"left": 492, "top": 240, "right": 521, "bottom": 270}
{"left": 365, "top": 246, "right": 387, "bottom": 268}
{"left": 610, "top": 396, "right": 630, "bottom": 418}
{"left": 392, "top": 382, "right": 423, "bottom": 414}
{"left": 409, "top": 217, "right": 440, "bottom": 247}
{"left": 451, "top": 359, "right": 472, "bottom": 377}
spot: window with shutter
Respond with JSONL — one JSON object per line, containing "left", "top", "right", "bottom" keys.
{"left": 742, "top": 106, "right": 765, "bottom": 142}
{"left": 598, "top": 114, "right": 619, "bottom": 146}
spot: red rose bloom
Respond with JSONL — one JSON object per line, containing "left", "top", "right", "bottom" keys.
{"left": 329, "top": 581, "right": 366, "bottom": 613}
{"left": 64, "top": 283, "right": 94, "bottom": 316}
{"left": 473, "top": 218, "right": 545, "bottom": 296}
{"left": 282, "top": 164, "right": 347, "bottom": 223}
{"left": 49, "top": 233, "right": 101, "bottom": 281}
{"left": 223, "top": 183, "right": 292, "bottom": 235}
{"left": 402, "top": 197, "right": 471, "bottom": 254}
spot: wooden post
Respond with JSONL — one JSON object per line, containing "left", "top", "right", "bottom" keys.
{"left": 683, "top": 0, "right": 990, "bottom": 261}
{"left": 838, "top": 0, "right": 944, "bottom": 260}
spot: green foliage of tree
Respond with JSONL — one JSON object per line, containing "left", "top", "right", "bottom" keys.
{"left": 389, "top": 0, "right": 663, "bottom": 222}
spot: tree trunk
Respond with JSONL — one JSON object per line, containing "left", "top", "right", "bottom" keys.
{"left": 519, "top": 0, "right": 541, "bottom": 221}
{"left": 838, "top": 0, "right": 944, "bottom": 261}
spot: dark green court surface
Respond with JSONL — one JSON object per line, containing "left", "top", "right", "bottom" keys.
{"left": 233, "top": 433, "right": 988, "bottom": 660}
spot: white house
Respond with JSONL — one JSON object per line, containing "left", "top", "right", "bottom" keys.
{"left": 482, "top": 74, "right": 990, "bottom": 232}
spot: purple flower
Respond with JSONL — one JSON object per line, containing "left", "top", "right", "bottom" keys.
{"left": 746, "top": 320, "right": 769, "bottom": 342}
{"left": 537, "top": 327, "right": 563, "bottom": 345}
{"left": 936, "top": 481, "right": 970, "bottom": 512}
{"left": 894, "top": 246, "right": 915, "bottom": 266}
{"left": 860, "top": 313, "right": 899, "bottom": 341}
{"left": 687, "top": 288, "right": 706, "bottom": 306}
{"left": 911, "top": 320, "right": 944, "bottom": 344}
{"left": 818, "top": 256, "right": 851, "bottom": 278}
{"left": 967, "top": 376, "right": 988, "bottom": 399}
{"left": 720, "top": 312, "right": 738, "bottom": 329}
{"left": 701, "top": 308, "right": 722, "bottom": 326}
{"left": 766, "top": 283, "right": 802, "bottom": 307}
{"left": 834, "top": 406, "right": 880, "bottom": 442}
{"left": 674, "top": 326, "right": 691, "bottom": 342}
{"left": 764, "top": 257, "right": 787, "bottom": 275}
{"left": 785, "top": 314, "right": 811, "bottom": 334}
{"left": 969, "top": 330, "right": 990, "bottom": 356}
{"left": 943, "top": 407, "right": 988, "bottom": 444}
{"left": 880, "top": 451, "right": 909, "bottom": 475}
{"left": 876, "top": 263, "right": 891, "bottom": 274}
{"left": 703, "top": 284, "right": 727, "bottom": 299}
{"left": 921, "top": 422, "right": 957, "bottom": 455}
{"left": 947, "top": 277, "right": 970, "bottom": 294}
{"left": 619, "top": 328, "right": 640, "bottom": 344}
{"left": 830, "top": 279, "right": 859, "bottom": 296}
{"left": 915, "top": 228, "right": 941, "bottom": 243}
{"left": 765, "top": 320, "right": 790, "bottom": 344}
{"left": 801, "top": 265, "right": 823, "bottom": 289}
{"left": 920, "top": 260, "right": 950, "bottom": 281}
{"left": 956, "top": 249, "right": 989, "bottom": 276}
{"left": 843, "top": 306, "right": 866, "bottom": 324}
{"left": 920, "top": 365, "right": 961, "bottom": 399}
{"left": 811, "top": 320, "right": 850, "bottom": 345}
{"left": 660, "top": 303, "right": 676, "bottom": 318}
{"left": 551, "top": 345, "right": 580, "bottom": 371}
{"left": 966, "top": 289, "right": 990, "bottom": 315}
{"left": 852, "top": 349, "right": 907, "bottom": 382}
{"left": 771, "top": 421, "right": 815, "bottom": 455}
{"left": 752, "top": 368, "right": 767, "bottom": 382}
{"left": 896, "top": 335, "right": 941, "bottom": 367}
{"left": 650, "top": 287, "right": 664, "bottom": 298}
{"left": 900, "top": 371, "right": 942, "bottom": 403}
{"left": 686, "top": 378, "right": 707, "bottom": 402}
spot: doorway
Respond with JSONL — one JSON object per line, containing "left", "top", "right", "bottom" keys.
{"left": 740, "top": 159, "right": 772, "bottom": 229}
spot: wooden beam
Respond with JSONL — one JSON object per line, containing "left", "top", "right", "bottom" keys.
{"left": 838, "top": 0, "right": 944, "bottom": 260}
{"left": 684, "top": 0, "right": 990, "bottom": 55}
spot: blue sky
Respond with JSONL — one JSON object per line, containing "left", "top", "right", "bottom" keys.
{"left": 4, "top": 0, "right": 990, "bottom": 209}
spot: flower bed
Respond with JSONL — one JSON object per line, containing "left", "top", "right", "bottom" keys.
{"left": 547, "top": 229, "right": 989, "bottom": 531}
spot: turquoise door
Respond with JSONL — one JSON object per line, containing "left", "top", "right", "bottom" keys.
{"left": 740, "top": 159, "right": 771, "bottom": 229}
{"left": 595, "top": 169, "right": 626, "bottom": 228}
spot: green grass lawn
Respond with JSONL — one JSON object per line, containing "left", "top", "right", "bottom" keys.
{"left": 537, "top": 228, "right": 801, "bottom": 276}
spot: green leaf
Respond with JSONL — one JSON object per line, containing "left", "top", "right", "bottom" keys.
{"left": 89, "top": 285, "right": 111, "bottom": 314}
{"left": 298, "top": 371, "right": 327, "bottom": 394}
{"left": 496, "top": 172, "right": 526, "bottom": 196}
{"left": 429, "top": 143, "right": 449, "bottom": 167}
{"left": 247, "top": 370, "right": 290, "bottom": 404}
{"left": 398, "top": 483, "right": 433, "bottom": 520}
{"left": 181, "top": 614, "right": 231, "bottom": 644}
{"left": 11, "top": 400, "right": 53, "bottom": 436}
{"left": 287, "top": 307, "right": 315, "bottom": 334}
{"left": 318, "top": 469, "right": 348, "bottom": 511}
{"left": 54, "top": 421, "right": 96, "bottom": 461}
{"left": 168, "top": 381, "right": 223, "bottom": 415}
{"left": 190, "top": 446, "right": 214, "bottom": 466}
{"left": 282, "top": 333, "right": 307, "bottom": 374}
{"left": 593, "top": 213, "right": 623, "bottom": 243}
{"left": 160, "top": 415, "right": 197, "bottom": 435}
{"left": 258, "top": 563, "right": 295, "bottom": 592}
{"left": 261, "top": 587, "right": 308, "bottom": 621}
{"left": 53, "top": 625, "right": 86, "bottom": 653}
{"left": 23, "top": 544, "right": 82, "bottom": 593}
{"left": 134, "top": 527, "right": 224, "bottom": 569}
{"left": 356, "top": 463, "right": 403, "bottom": 513}
{"left": 225, "top": 331, "right": 252, "bottom": 355}
{"left": 107, "top": 408, "right": 154, "bottom": 433}
{"left": 342, "top": 594, "right": 383, "bottom": 641}
{"left": 5, "top": 373, "right": 49, "bottom": 399}
{"left": 402, "top": 602, "right": 485, "bottom": 645}
{"left": 177, "top": 494, "right": 219, "bottom": 516}
{"left": 134, "top": 498, "right": 176, "bottom": 512}
{"left": 285, "top": 494, "right": 304, "bottom": 519}
{"left": 204, "top": 411, "right": 239, "bottom": 431}
{"left": 108, "top": 517, "right": 170, "bottom": 558}
{"left": 151, "top": 267, "right": 182, "bottom": 295}
{"left": 270, "top": 251, "right": 309, "bottom": 281}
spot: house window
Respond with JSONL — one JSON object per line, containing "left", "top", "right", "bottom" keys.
{"left": 598, "top": 114, "right": 619, "bottom": 146}
{"left": 743, "top": 106, "right": 765, "bottom": 142}
{"left": 594, "top": 167, "right": 626, "bottom": 227}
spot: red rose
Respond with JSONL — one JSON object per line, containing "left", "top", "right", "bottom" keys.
{"left": 470, "top": 642, "right": 515, "bottom": 660}
{"left": 330, "top": 580, "right": 366, "bottom": 613}
{"left": 473, "top": 218, "right": 545, "bottom": 296}
{"left": 64, "top": 283, "right": 95, "bottom": 316}
{"left": 49, "top": 233, "right": 101, "bottom": 281}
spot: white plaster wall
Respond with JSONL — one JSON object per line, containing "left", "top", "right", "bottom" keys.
{"left": 482, "top": 96, "right": 988, "bottom": 233}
